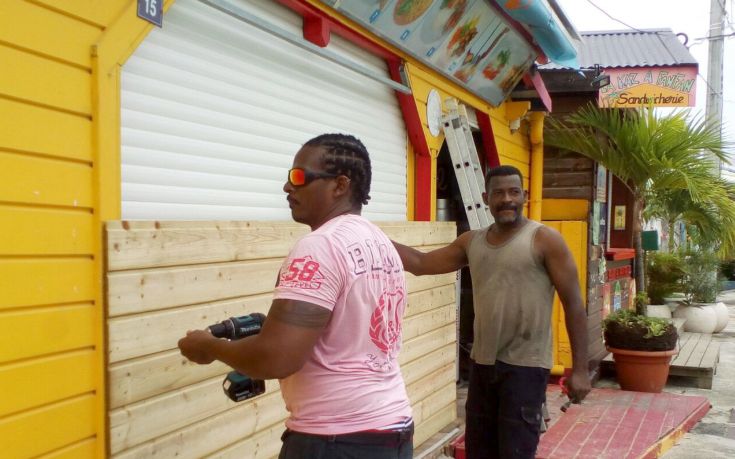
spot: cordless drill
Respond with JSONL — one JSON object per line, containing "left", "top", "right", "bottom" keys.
{"left": 207, "top": 313, "right": 266, "bottom": 402}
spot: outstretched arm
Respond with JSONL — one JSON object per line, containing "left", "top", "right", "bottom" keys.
{"left": 178, "top": 299, "right": 329, "bottom": 380}
{"left": 392, "top": 231, "right": 472, "bottom": 275}
{"left": 537, "top": 227, "right": 591, "bottom": 403}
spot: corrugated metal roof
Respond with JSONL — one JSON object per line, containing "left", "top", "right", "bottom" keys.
{"left": 541, "top": 28, "right": 698, "bottom": 70}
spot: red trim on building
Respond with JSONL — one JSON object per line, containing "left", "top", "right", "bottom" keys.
{"left": 523, "top": 72, "right": 553, "bottom": 112}
{"left": 414, "top": 154, "right": 432, "bottom": 221}
{"left": 605, "top": 248, "right": 636, "bottom": 260}
{"left": 476, "top": 111, "right": 501, "bottom": 168}
{"left": 303, "top": 14, "right": 330, "bottom": 47}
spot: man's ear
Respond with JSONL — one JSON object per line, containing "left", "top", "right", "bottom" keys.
{"left": 333, "top": 175, "right": 352, "bottom": 198}
{"left": 482, "top": 191, "right": 489, "bottom": 206}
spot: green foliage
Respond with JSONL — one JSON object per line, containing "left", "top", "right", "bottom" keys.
{"left": 546, "top": 104, "right": 735, "bottom": 258}
{"left": 603, "top": 309, "right": 673, "bottom": 339}
{"left": 681, "top": 249, "right": 720, "bottom": 303}
{"left": 646, "top": 252, "right": 685, "bottom": 304}
{"left": 633, "top": 292, "right": 649, "bottom": 316}
{"left": 719, "top": 259, "right": 735, "bottom": 281}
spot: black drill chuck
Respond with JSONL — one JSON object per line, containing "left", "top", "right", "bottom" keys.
{"left": 208, "top": 313, "right": 266, "bottom": 340}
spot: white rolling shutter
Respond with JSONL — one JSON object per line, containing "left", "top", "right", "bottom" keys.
{"left": 121, "top": 0, "right": 407, "bottom": 221}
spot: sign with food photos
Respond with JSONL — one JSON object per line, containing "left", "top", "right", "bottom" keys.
{"left": 324, "top": 0, "right": 537, "bottom": 106}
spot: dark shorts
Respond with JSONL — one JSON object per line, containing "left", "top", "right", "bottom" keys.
{"left": 278, "top": 424, "right": 413, "bottom": 459}
{"left": 465, "top": 360, "right": 549, "bottom": 459}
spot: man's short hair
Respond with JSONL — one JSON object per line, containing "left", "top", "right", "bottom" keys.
{"left": 304, "top": 133, "right": 372, "bottom": 207}
{"left": 485, "top": 165, "right": 523, "bottom": 189}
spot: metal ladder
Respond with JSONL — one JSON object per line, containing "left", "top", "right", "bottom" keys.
{"left": 441, "top": 99, "right": 493, "bottom": 230}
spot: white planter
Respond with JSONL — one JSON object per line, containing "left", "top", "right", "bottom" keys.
{"left": 646, "top": 304, "right": 673, "bottom": 319}
{"left": 673, "top": 303, "right": 718, "bottom": 334}
{"left": 713, "top": 302, "right": 729, "bottom": 333}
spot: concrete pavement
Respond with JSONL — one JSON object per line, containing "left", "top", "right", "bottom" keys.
{"left": 660, "top": 290, "right": 735, "bottom": 458}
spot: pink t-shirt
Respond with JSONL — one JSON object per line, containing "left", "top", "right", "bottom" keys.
{"left": 273, "top": 214, "right": 412, "bottom": 435}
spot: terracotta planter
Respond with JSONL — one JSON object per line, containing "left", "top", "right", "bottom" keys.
{"left": 607, "top": 347, "right": 677, "bottom": 393}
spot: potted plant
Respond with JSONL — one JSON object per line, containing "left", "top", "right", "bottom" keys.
{"left": 603, "top": 307, "right": 678, "bottom": 393}
{"left": 673, "top": 249, "right": 728, "bottom": 333}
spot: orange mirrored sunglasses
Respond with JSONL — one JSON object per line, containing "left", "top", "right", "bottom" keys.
{"left": 287, "top": 168, "right": 339, "bottom": 187}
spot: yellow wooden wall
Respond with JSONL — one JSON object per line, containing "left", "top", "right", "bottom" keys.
{"left": 1, "top": 1, "right": 534, "bottom": 457}
{"left": 0, "top": 1, "right": 180, "bottom": 457}
{"left": 105, "top": 221, "right": 457, "bottom": 458}
{"left": 543, "top": 221, "right": 588, "bottom": 373}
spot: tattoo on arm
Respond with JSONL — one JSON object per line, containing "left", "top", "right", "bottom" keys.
{"left": 269, "top": 300, "right": 331, "bottom": 328}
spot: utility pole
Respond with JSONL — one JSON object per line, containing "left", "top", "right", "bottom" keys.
{"left": 706, "top": 0, "right": 726, "bottom": 174}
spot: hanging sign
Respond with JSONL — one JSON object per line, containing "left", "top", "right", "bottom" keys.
{"left": 322, "top": 0, "right": 537, "bottom": 107}
{"left": 598, "top": 66, "right": 697, "bottom": 108}
{"left": 138, "top": 0, "right": 163, "bottom": 27}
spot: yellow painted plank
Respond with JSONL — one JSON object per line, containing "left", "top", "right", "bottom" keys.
{"left": 39, "top": 438, "right": 96, "bottom": 459}
{"left": 31, "top": 0, "right": 129, "bottom": 28}
{"left": 0, "top": 350, "right": 95, "bottom": 417}
{"left": 0, "top": 206, "right": 93, "bottom": 255}
{"left": 0, "top": 99, "right": 92, "bottom": 161}
{"left": 0, "top": 45, "right": 91, "bottom": 114}
{"left": 0, "top": 303, "right": 94, "bottom": 363}
{"left": 0, "top": 258, "right": 94, "bottom": 309}
{"left": 0, "top": 1, "right": 101, "bottom": 68}
{"left": 0, "top": 394, "right": 96, "bottom": 458}
{"left": 542, "top": 199, "right": 590, "bottom": 221}
{"left": 0, "top": 153, "right": 93, "bottom": 207}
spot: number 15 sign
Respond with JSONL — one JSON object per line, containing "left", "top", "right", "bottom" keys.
{"left": 138, "top": 0, "right": 163, "bottom": 27}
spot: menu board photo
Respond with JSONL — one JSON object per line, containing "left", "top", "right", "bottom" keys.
{"left": 325, "top": 0, "right": 537, "bottom": 106}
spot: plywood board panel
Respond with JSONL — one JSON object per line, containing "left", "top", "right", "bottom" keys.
{"left": 107, "top": 259, "right": 282, "bottom": 316}
{"left": 413, "top": 403, "right": 458, "bottom": 449}
{"left": 400, "top": 323, "right": 455, "bottom": 365}
{"left": 106, "top": 221, "right": 455, "bottom": 271}
{"left": 108, "top": 294, "right": 272, "bottom": 363}
{"left": 110, "top": 378, "right": 281, "bottom": 454}
{"left": 402, "top": 304, "right": 456, "bottom": 342}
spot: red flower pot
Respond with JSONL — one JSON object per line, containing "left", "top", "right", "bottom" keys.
{"left": 607, "top": 347, "right": 678, "bottom": 393}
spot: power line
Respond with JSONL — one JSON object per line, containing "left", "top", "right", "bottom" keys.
{"left": 584, "top": 0, "right": 648, "bottom": 33}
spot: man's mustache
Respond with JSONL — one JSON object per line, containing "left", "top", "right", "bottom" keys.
{"left": 497, "top": 204, "right": 517, "bottom": 211}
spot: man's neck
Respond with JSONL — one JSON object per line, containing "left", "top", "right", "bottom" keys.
{"left": 310, "top": 206, "right": 360, "bottom": 231}
{"left": 492, "top": 216, "right": 528, "bottom": 234}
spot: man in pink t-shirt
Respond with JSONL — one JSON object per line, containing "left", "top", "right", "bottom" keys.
{"left": 179, "top": 134, "right": 413, "bottom": 458}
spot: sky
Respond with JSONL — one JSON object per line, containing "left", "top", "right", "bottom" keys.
{"left": 555, "top": 0, "right": 735, "bottom": 168}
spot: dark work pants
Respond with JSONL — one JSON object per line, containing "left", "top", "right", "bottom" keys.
{"left": 278, "top": 424, "right": 413, "bottom": 459}
{"left": 465, "top": 360, "right": 549, "bottom": 459}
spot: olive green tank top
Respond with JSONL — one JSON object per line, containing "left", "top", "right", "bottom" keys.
{"left": 467, "top": 220, "right": 555, "bottom": 369}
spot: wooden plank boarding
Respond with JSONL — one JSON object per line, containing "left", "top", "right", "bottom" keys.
{"left": 106, "top": 221, "right": 458, "bottom": 457}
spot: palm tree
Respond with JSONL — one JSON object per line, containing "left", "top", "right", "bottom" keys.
{"left": 644, "top": 181, "right": 735, "bottom": 254}
{"left": 546, "top": 104, "right": 731, "bottom": 292}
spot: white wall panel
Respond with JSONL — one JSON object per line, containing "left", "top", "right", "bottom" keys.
{"left": 121, "top": 0, "right": 407, "bottom": 221}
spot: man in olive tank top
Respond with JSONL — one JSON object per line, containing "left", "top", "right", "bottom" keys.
{"left": 393, "top": 165, "right": 590, "bottom": 458}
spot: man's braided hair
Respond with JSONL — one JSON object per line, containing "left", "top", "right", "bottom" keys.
{"left": 304, "top": 133, "right": 372, "bottom": 207}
